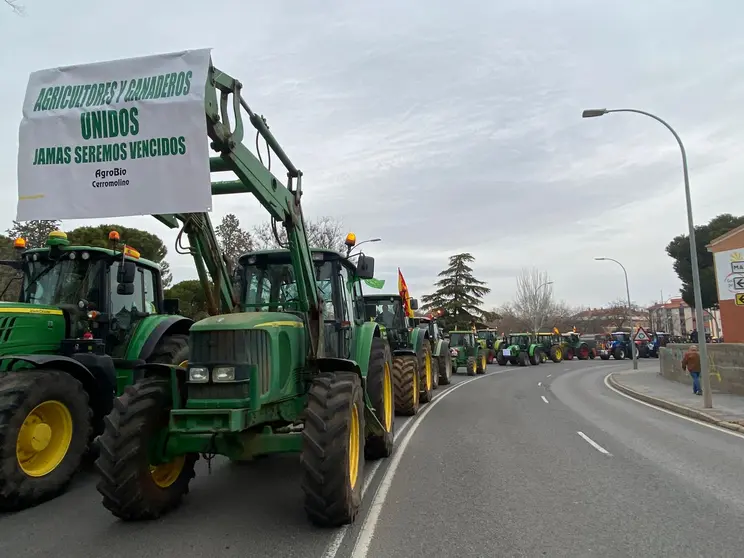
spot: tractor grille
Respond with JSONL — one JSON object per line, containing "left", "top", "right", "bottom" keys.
{"left": 187, "top": 381, "right": 251, "bottom": 400}
{"left": 189, "top": 329, "right": 271, "bottom": 394}
{"left": 0, "top": 317, "right": 17, "bottom": 343}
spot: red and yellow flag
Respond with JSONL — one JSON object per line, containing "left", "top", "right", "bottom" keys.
{"left": 397, "top": 267, "right": 414, "bottom": 318}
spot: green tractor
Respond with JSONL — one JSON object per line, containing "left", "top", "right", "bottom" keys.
{"left": 414, "top": 315, "right": 453, "bottom": 386}
{"left": 476, "top": 328, "right": 499, "bottom": 364}
{"left": 0, "top": 230, "right": 195, "bottom": 511}
{"left": 560, "top": 332, "right": 594, "bottom": 360}
{"left": 496, "top": 333, "right": 543, "bottom": 366}
{"left": 94, "top": 59, "right": 396, "bottom": 527}
{"left": 535, "top": 332, "right": 564, "bottom": 363}
{"left": 448, "top": 330, "right": 487, "bottom": 376}
{"left": 363, "top": 293, "right": 435, "bottom": 415}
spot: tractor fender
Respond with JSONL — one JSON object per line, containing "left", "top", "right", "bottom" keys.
{"left": 127, "top": 315, "right": 194, "bottom": 362}
{"left": 529, "top": 344, "right": 538, "bottom": 357}
{"left": 1, "top": 354, "right": 115, "bottom": 427}
{"left": 393, "top": 348, "right": 416, "bottom": 358}
{"left": 350, "top": 320, "right": 381, "bottom": 380}
{"left": 409, "top": 327, "right": 427, "bottom": 356}
{"left": 432, "top": 338, "right": 447, "bottom": 357}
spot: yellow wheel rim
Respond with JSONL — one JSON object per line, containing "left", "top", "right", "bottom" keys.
{"left": 481, "top": 355, "right": 486, "bottom": 369}
{"left": 425, "top": 353, "right": 432, "bottom": 390}
{"left": 348, "top": 403, "right": 360, "bottom": 489}
{"left": 413, "top": 365, "right": 419, "bottom": 406}
{"left": 16, "top": 400, "right": 73, "bottom": 477}
{"left": 150, "top": 455, "right": 186, "bottom": 488}
{"left": 383, "top": 362, "right": 393, "bottom": 431}
{"left": 555, "top": 348, "right": 562, "bottom": 360}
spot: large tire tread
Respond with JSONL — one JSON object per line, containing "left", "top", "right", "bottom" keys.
{"left": 301, "top": 372, "right": 365, "bottom": 527}
{"left": 393, "top": 356, "right": 419, "bottom": 416}
{"left": 0, "top": 371, "right": 91, "bottom": 511}
{"left": 95, "top": 376, "right": 197, "bottom": 520}
{"left": 364, "top": 339, "right": 394, "bottom": 460}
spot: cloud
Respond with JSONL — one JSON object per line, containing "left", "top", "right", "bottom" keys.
{"left": 1, "top": 0, "right": 743, "bottom": 312}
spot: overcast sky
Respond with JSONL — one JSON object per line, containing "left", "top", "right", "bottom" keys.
{"left": 2, "top": 0, "right": 742, "bottom": 310}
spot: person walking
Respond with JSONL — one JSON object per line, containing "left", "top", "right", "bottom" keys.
{"left": 682, "top": 344, "right": 702, "bottom": 396}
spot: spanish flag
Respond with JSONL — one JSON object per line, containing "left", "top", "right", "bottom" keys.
{"left": 122, "top": 245, "right": 140, "bottom": 259}
{"left": 553, "top": 326, "right": 560, "bottom": 335}
{"left": 397, "top": 268, "right": 414, "bottom": 318}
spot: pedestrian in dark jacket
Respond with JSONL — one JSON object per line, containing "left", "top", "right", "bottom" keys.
{"left": 682, "top": 345, "right": 702, "bottom": 396}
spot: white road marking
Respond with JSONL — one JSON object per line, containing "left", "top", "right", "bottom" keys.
{"left": 541, "top": 395, "right": 549, "bottom": 404}
{"left": 538, "top": 382, "right": 542, "bottom": 387}
{"left": 604, "top": 374, "right": 744, "bottom": 440}
{"left": 546, "top": 374, "right": 552, "bottom": 378}
{"left": 577, "top": 431, "right": 612, "bottom": 455}
{"left": 564, "top": 368, "right": 571, "bottom": 371}
{"left": 349, "top": 371, "right": 498, "bottom": 558}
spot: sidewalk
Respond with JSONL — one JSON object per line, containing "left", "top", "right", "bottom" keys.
{"left": 607, "top": 368, "right": 744, "bottom": 434}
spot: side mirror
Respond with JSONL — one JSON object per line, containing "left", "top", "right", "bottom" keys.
{"left": 117, "top": 283, "right": 135, "bottom": 295}
{"left": 163, "top": 298, "right": 180, "bottom": 315}
{"left": 117, "top": 261, "right": 136, "bottom": 284}
{"left": 410, "top": 298, "right": 419, "bottom": 310}
{"left": 356, "top": 254, "right": 375, "bottom": 280}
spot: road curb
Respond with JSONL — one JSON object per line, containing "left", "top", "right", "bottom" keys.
{"left": 607, "top": 373, "right": 744, "bottom": 435}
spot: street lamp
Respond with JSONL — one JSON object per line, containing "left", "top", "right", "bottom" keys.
{"left": 583, "top": 107, "right": 710, "bottom": 406}
{"left": 347, "top": 237, "right": 382, "bottom": 257}
{"left": 535, "top": 281, "right": 553, "bottom": 332}
{"left": 595, "top": 257, "right": 638, "bottom": 370}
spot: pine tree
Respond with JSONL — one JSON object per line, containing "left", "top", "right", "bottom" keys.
{"left": 421, "top": 253, "right": 490, "bottom": 329}
{"left": 7, "top": 220, "right": 61, "bottom": 248}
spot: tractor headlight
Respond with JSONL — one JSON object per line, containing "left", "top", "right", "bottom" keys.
{"left": 188, "top": 367, "right": 209, "bottom": 383}
{"left": 212, "top": 366, "right": 236, "bottom": 382}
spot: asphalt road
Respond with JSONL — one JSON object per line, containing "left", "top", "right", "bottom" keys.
{"left": 3, "top": 359, "right": 744, "bottom": 557}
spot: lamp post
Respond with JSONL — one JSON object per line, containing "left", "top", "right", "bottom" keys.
{"left": 595, "top": 257, "right": 638, "bottom": 370}
{"left": 346, "top": 237, "right": 381, "bottom": 257}
{"left": 536, "top": 281, "right": 553, "bottom": 332}
{"left": 583, "top": 108, "right": 710, "bottom": 406}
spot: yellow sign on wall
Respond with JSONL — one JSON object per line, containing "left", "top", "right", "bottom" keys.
{"left": 735, "top": 293, "right": 744, "bottom": 306}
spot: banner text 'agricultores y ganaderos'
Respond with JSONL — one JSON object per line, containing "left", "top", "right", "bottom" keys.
{"left": 17, "top": 48, "right": 213, "bottom": 221}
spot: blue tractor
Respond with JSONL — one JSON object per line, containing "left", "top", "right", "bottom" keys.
{"left": 602, "top": 331, "right": 640, "bottom": 360}
{"left": 647, "top": 332, "right": 669, "bottom": 358}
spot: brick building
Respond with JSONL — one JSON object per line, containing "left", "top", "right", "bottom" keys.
{"left": 707, "top": 224, "right": 744, "bottom": 343}
{"left": 647, "top": 297, "right": 722, "bottom": 339}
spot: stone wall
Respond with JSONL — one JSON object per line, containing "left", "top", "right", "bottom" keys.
{"left": 660, "top": 343, "right": 744, "bottom": 396}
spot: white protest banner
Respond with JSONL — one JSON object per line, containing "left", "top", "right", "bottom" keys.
{"left": 17, "top": 49, "right": 213, "bottom": 221}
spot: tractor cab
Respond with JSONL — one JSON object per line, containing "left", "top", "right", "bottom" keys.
{"left": 0, "top": 230, "right": 168, "bottom": 357}
{"left": 363, "top": 293, "right": 418, "bottom": 351}
{"left": 536, "top": 332, "right": 564, "bottom": 362}
{"left": 239, "top": 248, "right": 375, "bottom": 360}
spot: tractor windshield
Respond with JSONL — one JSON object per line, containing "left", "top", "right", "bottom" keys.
{"left": 22, "top": 257, "right": 104, "bottom": 308}
{"left": 242, "top": 259, "right": 335, "bottom": 317}
{"left": 365, "top": 298, "right": 404, "bottom": 330}
{"left": 449, "top": 333, "right": 472, "bottom": 347}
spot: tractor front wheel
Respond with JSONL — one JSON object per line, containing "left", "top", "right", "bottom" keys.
{"left": 419, "top": 342, "right": 434, "bottom": 403}
{"left": 438, "top": 352, "right": 453, "bottom": 385}
{"left": 393, "top": 356, "right": 419, "bottom": 416}
{"left": 518, "top": 352, "right": 529, "bottom": 367}
{"left": 364, "top": 338, "right": 395, "bottom": 460}
{"left": 431, "top": 353, "right": 440, "bottom": 390}
{"left": 95, "top": 377, "right": 197, "bottom": 520}
{"left": 550, "top": 345, "right": 563, "bottom": 363}
{"left": 496, "top": 350, "right": 506, "bottom": 366}
{"left": 529, "top": 349, "right": 541, "bottom": 365}
{"left": 301, "top": 372, "right": 365, "bottom": 527}
{"left": 564, "top": 348, "right": 574, "bottom": 361}
{"left": 0, "top": 371, "right": 91, "bottom": 511}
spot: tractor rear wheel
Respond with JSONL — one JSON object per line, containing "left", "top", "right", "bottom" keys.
{"left": 95, "top": 377, "right": 197, "bottom": 520}
{"left": 431, "top": 353, "right": 440, "bottom": 389}
{"left": 438, "top": 352, "right": 452, "bottom": 385}
{"left": 301, "top": 372, "right": 365, "bottom": 527}
{"left": 578, "top": 344, "right": 590, "bottom": 360}
{"left": 518, "top": 352, "right": 529, "bottom": 367}
{"left": 150, "top": 334, "right": 189, "bottom": 365}
{"left": 549, "top": 345, "right": 563, "bottom": 363}
{"left": 564, "top": 348, "right": 574, "bottom": 361}
{"left": 0, "top": 371, "right": 91, "bottom": 511}
{"left": 476, "top": 352, "right": 487, "bottom": 374}
{"left": 466, "top": 356, "right": 477, "bottom": 376}
{"left": 529, "top": 350, "right": 540, "bottom": 365}
{"left": 419, "top": 342, "right": 434, "bottom": 403}
{"left": 496, "top": 350, "right": 507, "bottom": 366}
{"left": 364, "top": 339, "right": 395, "bottom": 460}
{"left": 393, "top": 356, "right": 419, "bottom": 416}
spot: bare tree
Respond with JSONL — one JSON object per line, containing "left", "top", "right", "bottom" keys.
{"left": 5, "top": 0, "right": 25, "bottom": 15}
{"left": 252, "top": 216, "right": 346, "bottom": 252}
{"left": 513, "top": 267, "right": 554, "bottom": 332}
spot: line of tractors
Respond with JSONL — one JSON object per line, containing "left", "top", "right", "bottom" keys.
{"left": 0, "top": 52, "right": 501, "bottom": 530}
